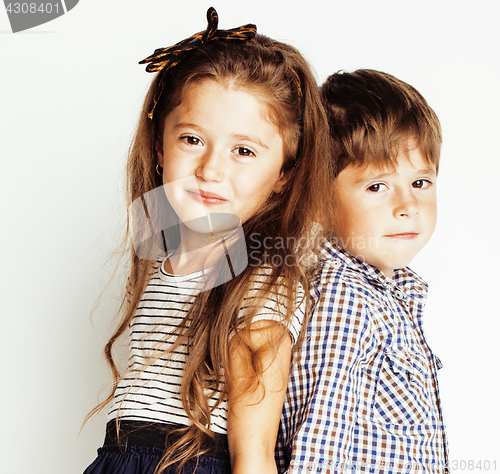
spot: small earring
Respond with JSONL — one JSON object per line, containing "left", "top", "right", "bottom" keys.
{"left": 156, "top": 164, "right": 163, "bottom": 176}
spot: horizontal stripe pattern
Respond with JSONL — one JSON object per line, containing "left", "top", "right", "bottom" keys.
{"left": 109, "top": 260, "right": 305, "bottom": 435}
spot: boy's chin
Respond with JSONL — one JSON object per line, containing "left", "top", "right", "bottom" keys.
{"left": 364, "top": 255, "right": 414, "bottom": 277}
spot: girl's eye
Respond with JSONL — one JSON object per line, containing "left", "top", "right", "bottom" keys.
{"left": 234, "top": 146, "right": 255, "bottom": 157}
{"left": 413, "top": 179, "right": 432, "bottom": 189}
{"left": 367, "top": 183, "right": 387, "bottom": 193}
{"left": 182, "top": 136, "right": 202, "bottom": 146}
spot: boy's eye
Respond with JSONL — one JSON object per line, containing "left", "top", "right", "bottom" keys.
{"left": 367, "top": 183, "right": 387, "bottom": 193}
{"left": 182, "top": 136, "right": 202, "bottom": 146}
{"left": 413, "top": 179, "right": 432, "bottom": 189}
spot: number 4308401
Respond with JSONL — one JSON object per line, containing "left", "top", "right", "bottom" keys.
{"left": 6, "top": 3, "right": 60, "bottom": 14}
{"left": 449, "top": 460, "right": 497, "bottom": 470}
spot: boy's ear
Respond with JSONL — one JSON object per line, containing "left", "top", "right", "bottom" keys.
{"left": 273, "top": 170, "right": 290, "bottom": 194}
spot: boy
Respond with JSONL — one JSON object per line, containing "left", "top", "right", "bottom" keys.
{"left": 276, "top": 70, "right": 449, "bottom": 473}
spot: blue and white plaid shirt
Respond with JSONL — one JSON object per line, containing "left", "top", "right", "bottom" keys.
{"left": 276, "top": 242, "right": 449, "bottom": 473}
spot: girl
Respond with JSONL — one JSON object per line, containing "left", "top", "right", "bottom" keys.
{"left": 84, "top": 8, "right": 332, "bottom": 474}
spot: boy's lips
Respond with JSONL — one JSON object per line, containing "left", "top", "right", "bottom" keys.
{"left": 385, "top": 233, "right": 419, "bottom": 240}
{"left": 187, "top": 189, "right": 228, "bottom": 206}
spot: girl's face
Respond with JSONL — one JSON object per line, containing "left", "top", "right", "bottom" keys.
{"left": 157, "top": 79, "right": 287, "bottom": 236}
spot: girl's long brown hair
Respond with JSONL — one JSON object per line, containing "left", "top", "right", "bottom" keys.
{"left": 87, "top": 34, "right": 333, "bottom": 473}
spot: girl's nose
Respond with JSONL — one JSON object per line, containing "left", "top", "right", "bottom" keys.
{"left": 393, "top": 190, "right": 419, "bottom": 218}
{"left": 195, "top": 149, "right": 224, "bottom": 182}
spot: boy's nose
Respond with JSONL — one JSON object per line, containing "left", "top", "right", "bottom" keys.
{"left": 393, "top": 190, "right": 419, "bottom": 218}
{"left": 195, "top": 149, "right": 224, "bottom": 182}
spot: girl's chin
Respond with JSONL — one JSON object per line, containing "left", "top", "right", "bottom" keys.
{"left": 179, "top": 220, "right": 213, "bottom": 235}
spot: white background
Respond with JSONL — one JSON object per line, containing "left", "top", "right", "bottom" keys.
{"left": 1, "top": 1, "right": 499, "bottom": 472}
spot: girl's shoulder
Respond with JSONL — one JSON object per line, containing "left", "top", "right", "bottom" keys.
{"left": 245, "top": 264, "right": 305, "bottom": 300}
{"left": 240, "top": 265, "right": 306, "bottom": 344}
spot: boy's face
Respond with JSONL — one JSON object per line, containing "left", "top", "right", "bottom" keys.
{"left": 332, "top": 143, "right": 437, "bottom": 278}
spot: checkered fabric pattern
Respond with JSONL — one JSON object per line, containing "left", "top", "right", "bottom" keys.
{"left": 276, "top": 242, "right": 449, "bottom": 473}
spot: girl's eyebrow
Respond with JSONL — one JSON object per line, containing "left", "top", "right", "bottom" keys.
{"left": 232, "top": 134, "right": 268, "bottom": 149}
{"left": 174, "top": 122, "right": 206, "bottom": 133}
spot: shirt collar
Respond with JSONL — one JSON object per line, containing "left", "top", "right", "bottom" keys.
{"left": 319, "top": 239, "right": 428, "bottom": 293}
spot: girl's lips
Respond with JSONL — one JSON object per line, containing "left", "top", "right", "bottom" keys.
{"left": 385, "top": 233, "right": 419, "bottom": 240}
{"left": 187, "top": 189, "right": 228, "bottom": 206}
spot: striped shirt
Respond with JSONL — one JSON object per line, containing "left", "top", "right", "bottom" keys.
{"left": 108, "top": 259, "right": 305, "bottom": 435}
{"left": 276, "top": 242, "right": 449, "bottom": 473}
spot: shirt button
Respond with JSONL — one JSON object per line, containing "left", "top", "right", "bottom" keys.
{"left": 394, "top": 289, "right": 406, "bottom": 300}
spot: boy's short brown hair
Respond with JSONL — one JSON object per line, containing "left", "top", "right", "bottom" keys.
{"left": 320, "top": 69, "right": 442, "bottom": 177}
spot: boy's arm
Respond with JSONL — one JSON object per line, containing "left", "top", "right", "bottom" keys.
{"left": 227, "top": 320, "right": 292, "bottom": 474}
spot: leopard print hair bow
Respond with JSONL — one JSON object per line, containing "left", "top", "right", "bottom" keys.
{"left": 139, "top": 7, "right": 257, "bottom": 119}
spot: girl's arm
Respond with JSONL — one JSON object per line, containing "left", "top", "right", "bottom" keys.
{"left": 227, "top": 320, "right": 292, "bottom": 474}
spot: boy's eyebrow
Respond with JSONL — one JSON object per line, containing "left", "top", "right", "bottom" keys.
{"left": 357, "top": 167, "right": 437, "bottom": 183}
{"left": 417, "top": 168, "right": 437, "bottom": 176}
{"left": 355, "top": 171, "right": 393, "bottom": 183}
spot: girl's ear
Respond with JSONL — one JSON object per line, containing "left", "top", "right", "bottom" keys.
{"left": 273, "top": 171, "right": 290, "bottom": 194}
{"left": 156, "top": 139, "right": 164, "bottom": 167}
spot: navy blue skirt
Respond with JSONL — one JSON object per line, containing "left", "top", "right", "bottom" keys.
{"left": 83, "top": 421, "right": 231, "bottom": 474}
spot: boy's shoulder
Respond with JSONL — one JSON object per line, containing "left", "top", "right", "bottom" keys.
{"left": 308, "top": 242, "right": 383, "bottom": 295}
